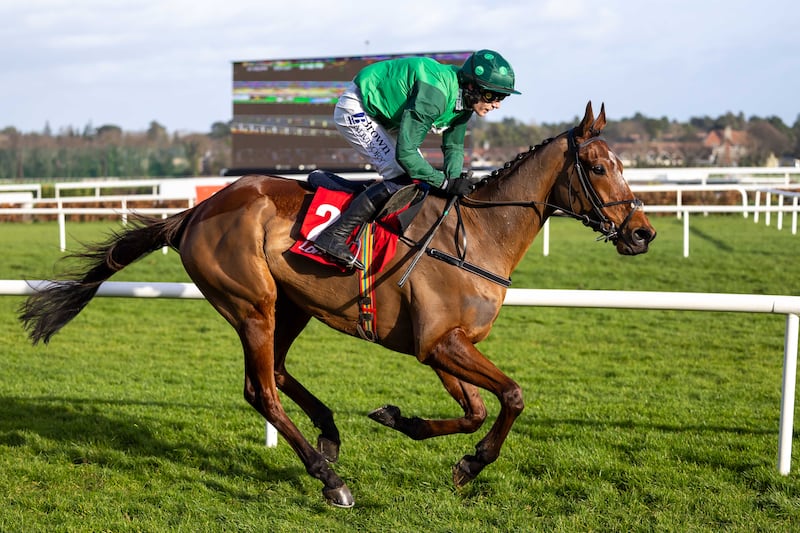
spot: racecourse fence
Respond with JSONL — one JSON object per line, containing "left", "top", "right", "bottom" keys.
{"left": 2, "top": 169, "right": 800, "bottom": 254}
{"left": 1, "top": 280, "right": 798, "bottom": 475}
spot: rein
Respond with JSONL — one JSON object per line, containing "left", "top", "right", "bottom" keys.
{"left": 461, "top": 130, "right": 643, "bottom": 243}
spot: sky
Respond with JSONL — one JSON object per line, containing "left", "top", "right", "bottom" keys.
{"left": 1, "top": 0, "right": 798, "bottom": 134}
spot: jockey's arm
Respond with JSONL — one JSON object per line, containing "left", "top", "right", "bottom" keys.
{"left": 441, "top": 116, "right": 470, "bottom": 181}
{"left": 395, "top": 83, "right": 449, "bottom": 187}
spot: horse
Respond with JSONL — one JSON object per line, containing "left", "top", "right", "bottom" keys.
{"left": 19, "top": 101, "right": 655, "bottom": 508}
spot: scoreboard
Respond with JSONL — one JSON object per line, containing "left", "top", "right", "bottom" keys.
{"left": 230, "top": 51, "right": 472, "bottom": 175}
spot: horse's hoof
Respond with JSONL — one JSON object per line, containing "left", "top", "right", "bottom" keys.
{"left": 317, "top": 436, "right": 340, "bottom": 463}
{"left": 323, "top": 484, "right": 354, "bottom": 508}
{"left": 368, "top": 405, "right": 400, "bottom": 428}
{"left": 452, "top": 455, "right": 484, "bottom": 488}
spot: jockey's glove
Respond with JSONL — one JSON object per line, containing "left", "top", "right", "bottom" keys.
{"left": 442, "top": 173, "right": 483, "bottom": 197}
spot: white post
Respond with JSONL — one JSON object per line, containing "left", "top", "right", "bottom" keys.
{"left": 161, "top": 213, "right": 169, "bottom": 255}
{"left": 542, "top": 218, "right": 550, "bottom": 257}
{"left": 778, "top": 313, "right": 799, "bottom": 475}
{"left": 777, "top": 194, "right": 784, "bottom": 231}
{"left": 740, "top": 188, "right": 749, "bottom": 218}
{"left": 683, "top": 211, "right": 690, "bottom": 258}
{"left": 58, "top": 200, "right": 66, "bottom": 252}
{"left": 793, "top": 197, "right": 798, "bottom": 236}
{"left": 754, "top": 190, "right": 761, "bottom": 223}
{"left": 265, "top": 421, "right": 278, "bottom": 448}
{"left": 766, "top": 192, "right": 772, "bottom": 227}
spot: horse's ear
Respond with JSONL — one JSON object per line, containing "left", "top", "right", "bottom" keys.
{"left": 591, "top": 103, "right": 607, "bottom": 135}
{"left": 576, "top": 101, "right": 595, "bottom": 140}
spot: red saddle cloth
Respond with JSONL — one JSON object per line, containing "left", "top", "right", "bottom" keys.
{"left": 290, "top": 187, "right": 401, "bottom": 273}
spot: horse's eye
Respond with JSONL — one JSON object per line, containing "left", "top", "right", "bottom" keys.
{"left": 591, "top": 165, "right": 605, "bottom": 175}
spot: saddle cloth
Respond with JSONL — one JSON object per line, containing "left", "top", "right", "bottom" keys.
{"left": 290, "top": 187, "right": 402, "bottom": 273}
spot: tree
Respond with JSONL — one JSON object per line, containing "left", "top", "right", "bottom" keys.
{"left": 714, "top": 111, "right": 746, "bottom": 130}
{"left": 746, "top": 120, "right": 792, "bottom": 163}
{"left": 792, "top": 114, "right": 800, "bottom": 158}
{"left": 146, "top": 121, "right": 168, "bottom": 143}
{"left": 82, "top": 121, "right": 96, "bottom": 139}
{"left": 96, "top": 125, "right": 123, "bottom": 143}
{"left": 209, "top": 121, "right": 231, "bottom": 139}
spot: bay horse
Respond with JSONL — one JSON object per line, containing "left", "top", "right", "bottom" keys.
{"left": 19, "top": 102, "right": 655, "bottom": 508}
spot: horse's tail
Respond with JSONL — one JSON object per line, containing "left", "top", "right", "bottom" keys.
{"left": 19, "top": 209, "right": 194, "bottom": 345}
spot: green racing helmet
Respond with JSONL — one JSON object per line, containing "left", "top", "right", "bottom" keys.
{"left": 459, "top": 49, "right": 521, "bottom": 95}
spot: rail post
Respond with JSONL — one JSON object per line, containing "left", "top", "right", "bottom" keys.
{"left": 779, "top": 312, "right": 799, "bottom": 475}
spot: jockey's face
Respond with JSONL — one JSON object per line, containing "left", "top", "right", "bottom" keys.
{"left": 471, "top": 87, "right": 506, "bottom": 117}
{"left": 472, "top": 98, "right": 502, "bottom": 117}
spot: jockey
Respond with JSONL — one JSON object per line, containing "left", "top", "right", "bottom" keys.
{"left": 313, "top": 49, "right": 521, "bottom": 270}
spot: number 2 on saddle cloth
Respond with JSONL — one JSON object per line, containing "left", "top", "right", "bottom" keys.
{"left": 290, "top": 185, "right": 424, "bottom": 274}
{"left": 290, "top": 183, "right": 426, "bottom": 342}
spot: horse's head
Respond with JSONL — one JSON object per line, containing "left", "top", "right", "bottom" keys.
{"left": 556, "top": 101, "right": 656, "bottom": 255}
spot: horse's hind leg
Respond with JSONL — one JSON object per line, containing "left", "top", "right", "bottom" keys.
{"left": 269, "top": 290, "right": 341, "bottom": 462}
{"left": 368, "top": 369, "right": 487, "bottom": 440}
{"left": 238, "top": 310, "right": 353, "bottom": 507}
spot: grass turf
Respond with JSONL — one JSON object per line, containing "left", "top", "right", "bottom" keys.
{"left": 0, "top": 214, "right": 798, "bottom": 531}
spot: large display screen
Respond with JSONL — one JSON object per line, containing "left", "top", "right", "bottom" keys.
{"left": 230, "top": 51, "right": 472, "bottom": 174}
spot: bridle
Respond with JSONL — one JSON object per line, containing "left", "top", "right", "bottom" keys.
{"left": 404, "top": 128, "right": 644, "bottom": 287}
{"left": 566, "top": 128, "right": 643, "bottom": 242}
{"left": 461, "top": 129, "right": 643, "bottom": 244}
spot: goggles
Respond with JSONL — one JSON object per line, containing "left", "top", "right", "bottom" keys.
{"left": 480, "top": 90, "right": 507, "bottom": 103}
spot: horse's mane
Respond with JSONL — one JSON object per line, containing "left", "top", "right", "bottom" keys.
{"left": 483, "top": 136, "right": 556, "bottom": 184}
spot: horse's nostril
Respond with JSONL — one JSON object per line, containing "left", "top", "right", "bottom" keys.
{"left": 633, "top": 228, "right": 654, "bottom": 244}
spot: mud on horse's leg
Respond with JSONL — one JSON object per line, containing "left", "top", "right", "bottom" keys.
{"left": 240, "top": 314, "right": 353, "bottom": 507}
{"left": 425, "top": 328, "right": 524, "bottom": 487}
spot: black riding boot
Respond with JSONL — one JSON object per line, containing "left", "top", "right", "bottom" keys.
{"left": 313, "top": 181, "right": 393, "bottom": 269}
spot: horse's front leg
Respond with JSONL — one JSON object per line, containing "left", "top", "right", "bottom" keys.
{"left": 425, "top": 327, "right": 524, "bottom": 487}
{"left": 368, "top": 369, "right": 487, "bottom": 439}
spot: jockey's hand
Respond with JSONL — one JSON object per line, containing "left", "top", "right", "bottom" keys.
{"left": 443, "top": 173, "right": 482, "bottom": 197}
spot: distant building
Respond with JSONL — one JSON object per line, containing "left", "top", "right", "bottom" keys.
{"left": 703, "top": 126, "right": 749, "bottom": 166}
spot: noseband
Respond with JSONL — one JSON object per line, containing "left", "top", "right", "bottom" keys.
{"left": 567, "top": 128, "right": 643, "bottom": 243}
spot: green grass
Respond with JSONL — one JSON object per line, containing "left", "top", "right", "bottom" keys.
{"left": 1, "top": 215, "right": 799, "bottom": 531}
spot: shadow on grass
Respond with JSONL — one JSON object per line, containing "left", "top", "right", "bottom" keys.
{"left": 514, "top": 415, "right": 779, "bottom": 476}
{"left": 524, "top": 415, "right": 775, "bottom": 436}
{"left": 0, "top": 395, "right": 307, "bottom": 491}
{"left": 688, "top": 221, "right": 735, "bottom": 252}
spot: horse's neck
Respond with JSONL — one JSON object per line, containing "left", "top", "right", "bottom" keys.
{"left": 465, "top": 143, "right": 564, "bottom": 272}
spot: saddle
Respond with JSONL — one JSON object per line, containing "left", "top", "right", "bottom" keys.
{"left": 291, "top": 170, "right": 428, "bottom": 272}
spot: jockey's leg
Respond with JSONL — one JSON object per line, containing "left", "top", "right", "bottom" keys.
{"left": 317, "top": 84, "right": 409, "bottom": 269}
{"left": 313, "top": 180, "right": 393, "bottom": 269}
{"left": 332, "top": 83, "right": 406, "bottom": 179}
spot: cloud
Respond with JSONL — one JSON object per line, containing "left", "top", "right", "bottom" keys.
{"left": 0, "top": 0, "right": 797, "bottom": 132}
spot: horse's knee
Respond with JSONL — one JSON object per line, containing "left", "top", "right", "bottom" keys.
{"left": 503, "top": 383, "right": 524, "bottom": 416}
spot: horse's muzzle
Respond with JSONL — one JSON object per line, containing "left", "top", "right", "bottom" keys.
{"left": 616, "top": 224, "right": 656, "bottom": 255}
